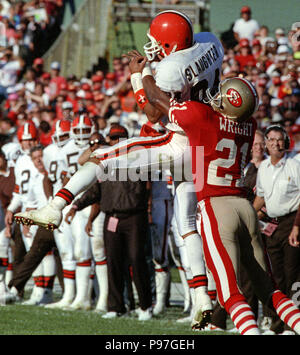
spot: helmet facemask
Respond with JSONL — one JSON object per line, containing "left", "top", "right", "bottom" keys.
{"left": 205, "top": 78, "right": 259, "bottom": 122}
{"left": 144, "top": 32, "right": 178, "bottom": 61}
{"left": 52, "top": 132, "right": 70, "bottom": 148}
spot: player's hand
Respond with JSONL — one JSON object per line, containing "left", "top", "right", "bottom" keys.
{"left": 124, "top": 51, "right": 147, "bottom": 74}
{"left": 124, "top": 50, "right": 143, "bottom": 60}
{"left": 85, "top": 220, "right": 93, "bottom": 237}
{"left": 4, "top": 226, "right": 11, "bottom": 238}
{"left": 65, "top": 207, "right": 76, "bottom": 224}
{"left": 289, "top": 225, "right": 299, "bottom": 248}
{"left": 22, "top": 225, "right": 32, "bottom": 238}
{"left": 5, "top": 210, "right": 13, "bottom": 227}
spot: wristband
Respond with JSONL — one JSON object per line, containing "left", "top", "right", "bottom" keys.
{"left": 134, "top": 88, "right": 148, "bottom": 110}
{"left": 130, "top": 72, "right": 143, "bottom": 93}
{"left": 142, "top": 62, "right": 153, "bottom": 79}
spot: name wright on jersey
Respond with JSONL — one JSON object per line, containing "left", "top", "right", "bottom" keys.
{"left": 219, "top": 116, "right": 253, "bottom": 137}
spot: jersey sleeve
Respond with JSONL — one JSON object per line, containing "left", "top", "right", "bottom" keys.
{"left": 168, "top": 100, "right": 208, "bottom": 132}
{"left": 155, "top": 60, "right": 185, "bottom": 93}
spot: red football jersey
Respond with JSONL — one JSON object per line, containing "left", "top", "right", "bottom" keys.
{"left": 169, "top": 100, "right": 256, "bottom": 202}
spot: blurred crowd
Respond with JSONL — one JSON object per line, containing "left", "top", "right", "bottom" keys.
{"left": 0, "top": 4, "right": 299, "bottom": 155}
{"left": 220, "top": 7, "right": 300, "bottom": 155}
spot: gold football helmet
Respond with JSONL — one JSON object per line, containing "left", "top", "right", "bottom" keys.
{"left": 205, "top": 77, "right": 259, "bottom": 122}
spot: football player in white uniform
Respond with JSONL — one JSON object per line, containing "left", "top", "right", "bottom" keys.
{"left": 42, "top": 120, "right": 78, "bottom": 309}
{"left": 23, "top": 145, "right": 57, "bottom": 305}
{"left": 58, "top": 115, "right": 94, "bottom": 310}
{"left": 6, "top": 122, "right": 53, "bottom": 304}
{"left": 14, "top": 10, "right": 223, "bottom": 329}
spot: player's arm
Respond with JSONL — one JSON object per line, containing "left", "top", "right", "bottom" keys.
{"left": 127, "top": 53, "right": 166, "bottom": 123}
{"left": 128, "top": 55, "right": 170, "bottom": 115}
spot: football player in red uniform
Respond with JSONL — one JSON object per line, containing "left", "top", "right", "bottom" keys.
{"left": 136, "top": 58, "right": 300, "bottom": 335}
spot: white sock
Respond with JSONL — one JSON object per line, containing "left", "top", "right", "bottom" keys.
{"left": 183, "top": 233, "right": 207, "bottom": 276}
{"left": 74, "top": 263, "right": 91, "bottom": 302}
{"left": 63, "top": 162, "right": 98, "bottom": 197}
{"left": 95, "top": 263, "right": 108, "bottom": 310}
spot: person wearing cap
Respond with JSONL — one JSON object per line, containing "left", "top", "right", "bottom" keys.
{"left": 49, "top": 61, "right": 67, "bottom": 101}
{"left": 234, "top": 38, "right": 257, "bottom": 72}
{"left": 252, "top": 38, "right": 262, "bottom": 59}
{"left": 60, "top": 101, "right": 74, "bottom": 122}
{"left": 267, "top": 71, "right": 282, "bottom": 99}
{"left": 32, "top": 58, "right": 44, "bottom": 78}
{"left": 233, "top": 6, "right": 260, "bottom": 42}
{"left": 275, "top": 28, "right": 289, "bottom": 48}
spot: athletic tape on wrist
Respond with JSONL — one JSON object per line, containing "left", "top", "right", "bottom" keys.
{"left": 130, "top": 72, "right": 143, "bottom": 93}
{"left": 142, "top": 62, "right": 153, "bottom": 79}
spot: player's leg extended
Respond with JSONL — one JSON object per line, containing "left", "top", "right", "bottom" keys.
{"left": 14, "top": 132, "right": 179, "bottom": 230}
{"left": 198, "top": 197, "right": 260, "bottom": 335}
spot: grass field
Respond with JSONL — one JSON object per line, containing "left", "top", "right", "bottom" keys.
{"left": 0, "top": 289, "right": 236, "bottom": 336}
{"left": 0, "top": 269, "right": 238, "bottom": 337}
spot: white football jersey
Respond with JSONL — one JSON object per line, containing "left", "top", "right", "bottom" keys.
{"left": 60, "top": 139, "right": 88, "bottom": 178}
{"left": 26, "top": 171, "right": 49, "bottom": 209}
{"left": 155, "top": 32, "right": 224, "bottom": 132}
{"left": 13, "top": 153, "right": 39, "bottom": 210}
{"left": 155, "top": 32, "right": 224, "bottom": 100}
{"left": 43, "top": 143, "right": 67, "bottom": 195}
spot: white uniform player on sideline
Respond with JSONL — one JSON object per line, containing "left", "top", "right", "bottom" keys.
{"left": 5, "top": 122, "right": 53, "bottom": 304}
{"left": 59, "top": 115, "right": 95, "bottom": 311}
{"left": 42, "top": 120, "right": 77, "bottom": 309}
{"left": 14, "top": 10, "right": 223, "bottom": 329}
{"left": 23, "top": 146, "right": 57, "bottom": 305}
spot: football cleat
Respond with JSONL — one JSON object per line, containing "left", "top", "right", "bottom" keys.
{"left": 137, "top": 307, "right": 152, "bottom": 321}
{"left": 45, "top": 298, "right": 74, "bottom": 309}
{"left": 64, "top": 299, "right": 92, "bottom": 311}
{"left": 191, "top": 309, "right": 213, "bottom": 330}
{"left": 14, "top": 203, "right": 62, "bottom": 230}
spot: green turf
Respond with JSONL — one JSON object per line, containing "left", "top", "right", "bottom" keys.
{"left": 0, "top": 300, "right": 235, "bottom": 335}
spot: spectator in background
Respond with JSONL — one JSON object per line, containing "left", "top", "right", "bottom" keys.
{"left": 48, "top": 61, "right": 67, "bottom": 102}
{"left": 233, "top": 6, "right": 259, "bottom": 43}
{"left": 254, "top": 125, "right": 300, "bottom": 335}
{"left": 289, "top": 124, "right": 300, "bottom": 158}
{"left": 234, "top": 38, "right": 256, "bottom": 72}
{"left": 0, "top": 48, "right": 25, "bottom": 103}
{"left": 32, "top": 57, "right": 45, "bottom": 78}
{"left": 289, "top": 22, "right": 300, "bottom": 53}
{"left": 26, "top": 81, "right": 50, "bottom": 108}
